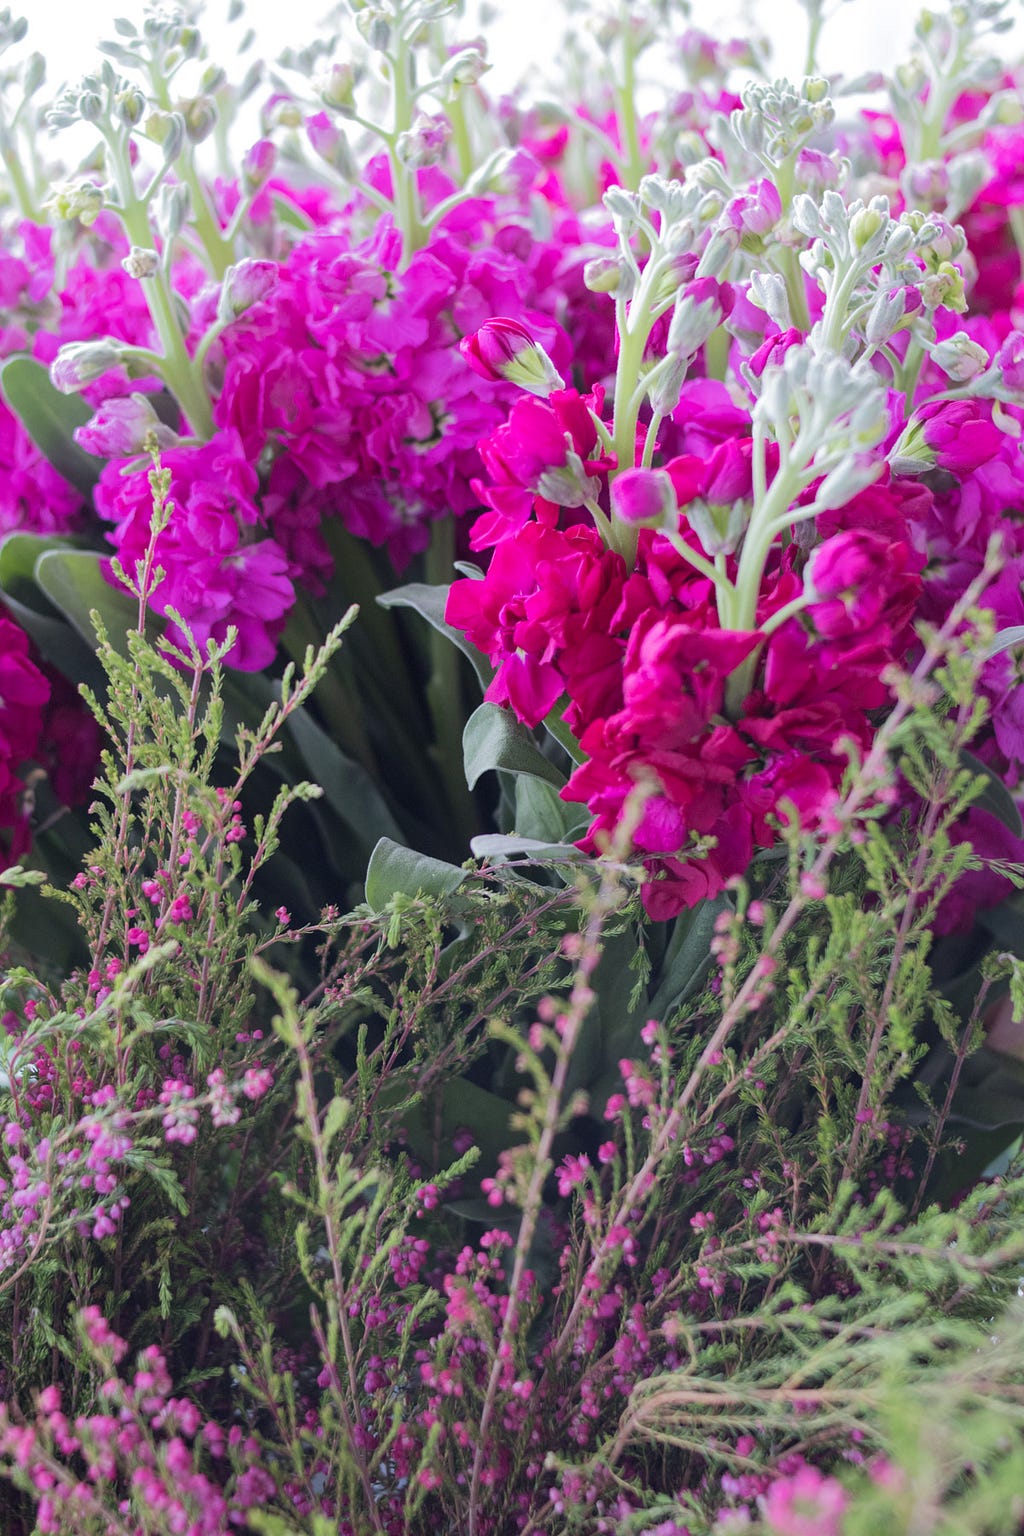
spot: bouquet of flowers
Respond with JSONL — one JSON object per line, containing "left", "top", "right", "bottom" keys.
{"left": 1, "top": 0, "right": 1024, "bottom": 1531}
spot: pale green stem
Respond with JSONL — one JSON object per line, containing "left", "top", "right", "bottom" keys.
{"left": 900, "top": 335, "right": 927, "bottom": 413}
{"left": 804, "top": 4, "right": 824, "bottom": 75}
{"left": 613, "top": 1, "right": 645, "bottom": 191}
{"left": 1, "top": 134, "right": 36, "bottom": 221}
{"left": 447, "top": 90, "right": 474, "bottom": 183}
{"left": 819, "top": 258, "right": 864, "bottom": 356}
{"left": 704, "top": 325, "right": 730, "bottom": 383}
{"left": 105, "top": 131, "right": 215, "bottom": 440}
{"left": 387, "top": 25, "right": 425, "bottom": 266}
{"left": 641, "top": 411, "right": 664, "bottom": 468}
{"left": 664, "top": 528, "right": 733, "bottom": 592}
{"left": 150, "top": 68, "right": 235, "bottom": 279}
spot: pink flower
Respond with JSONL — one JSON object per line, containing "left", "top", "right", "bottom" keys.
{"left": 761, "top": 1464, "right": 848, "bottom": 1536}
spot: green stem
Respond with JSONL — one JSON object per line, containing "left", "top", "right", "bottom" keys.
{"left": 614, "top": 2, "right": 645, "bottom": 191}
{"left": 387, "top": 26, "right": 425, "bottom": 265}
{"left": 1, "top": 137, "right": 36, "bottom": 221}
{"left": 704, "top": 326, "right": 730, "bottom": 383}
{"left": 447, "top": 90, "right": 474, "bottom": 183}
{"left": 150, "top": 66, "right": 235, "bottom": 279}
{"left": 804, "top": 3, "right": 824, "bottom": 75}
{"left": 425, "top": 519, "right": 479, "bottom": 855}
{"left": 106, "top": 132, "right": 215, "bottom": 439}
{"left": 900, "top": 335, "right": 927, "bottom": 413}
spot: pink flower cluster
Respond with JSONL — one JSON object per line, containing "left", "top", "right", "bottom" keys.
{"left": 448, "top": 376, "right": 925, "bottom": 916}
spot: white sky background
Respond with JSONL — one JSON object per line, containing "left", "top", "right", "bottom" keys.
{"left": 12, "top": 0, "right": 1022, "bottom": 143}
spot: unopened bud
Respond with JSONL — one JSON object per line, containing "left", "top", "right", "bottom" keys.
{"left": 50, "top": 340, "right": 122, "bottom": 393}
{"left": 930, "top": 331, "right": 990, "bottom": 382}
{"left": 583, "top": 255, "right": 625, "bottom": 294}
{"left": 316, "top": 62, "right": 356, "bottom": 116}
{"left": 45, "top": 178, "right": 104, "bottom": 227}
{"left": 155, "top": 184, "right": 190, "bottom": 245}
{"left": 441, "top": 45, "right": 489, "bottom": 90}
{"left": 459, "top": 318, "right": 564, "bottom": 397}
{"left": 180, "top": 95, "right": 218, "bottom": 144}
{"left": 667, "top": 277, "right": 732, "bottom": 355}
{"left": 748, "top": 270, "right": 791, "bottom": 329}
{"left": 242, "top": 138, "right": 276, "bottom": 192}
{"left": 695, "top": 225, "right": 740, "bottom": 279}
{"left": 146, "top": 110, "right": 186, "bottom": 162}
{"left": 74, "top": 393, "right": 179, "bottom": 457}
{"left": 801, "top": 75, "right": 830, "bottom": 104}
{"left": 217, "top": 258, "right": 279, "bottom": 322}
{"left": 396, "top": 112, "right": 450, "bottom": 170}
{"left": 611, "top": 468, "right": 677, "bottom": 526}
{"left": 122, "top": 246, "right": 159, "bottom": 279}
{"left": 115, "top": 84, "right": 146, "bottom": 127}
{"left": 849, "top": 205, "right": 886, "bottom": 253}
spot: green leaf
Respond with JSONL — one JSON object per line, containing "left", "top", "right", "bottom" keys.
{"left": 514, "top": 775, "right": 587, "bottom": 844}
{"left": 0, "top": 355, "right": 104, "bottom": 496}
{"left": 378, "top": 581, "right": 494, "bottom": 690}
{"left": 364, "top": 837, "right": 467, "bottom": 909}
{"left": 960, "top": 749, "right": 1024, "bottom": 838}
{"left": 400, "top": 1076, "right": 514, "bottom": 1169}
{"left": 463, "top": 701, "right": 565, "bottom": 791}
{"left": 0, "top": 534, "right": 112, "bottom": 688}
{"left": 33, "top": 549, "right": 140, "bottom": 652}
{"left": 648, "top": 896, "right": 732, "bottom": 1021}
{"left": 286, "top": 702, "right": 404, "bottom": 855}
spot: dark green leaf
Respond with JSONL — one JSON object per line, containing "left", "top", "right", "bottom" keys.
{"left": 33, "top": 550, "right": 139, "bottom": 653}
{"left": 961, "top": 749, "right": 1024, "bottom": 838}
{"left": 286, "top": 704, "right": 404, "bottom": 856}
{"left": 378, "top": 582, "right": 493, "bottom": 690}
{"left": 364, "top": 837, "right": 467, "bottom": 909}
{"left": 514, "top": 775, "right": 586, "bottom": 844}
{"left": 0, "top": 355, "right": 104, "bottom": 496}
{"left": 463, "top": 702, "right": 564, "bottom": 792}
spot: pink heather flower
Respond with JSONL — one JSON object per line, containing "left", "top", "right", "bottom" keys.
{"left": 761, "top": 1465, "right": 848, "bottom": 1536}
{"left": 460, "top": 317, "right": 565, "bottom": 396}
{"left": 242, "top": 1067, "right": 274, "bottom": 1101}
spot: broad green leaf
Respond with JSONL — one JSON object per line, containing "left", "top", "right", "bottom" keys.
{"left": 400, "top": 1076, "right": 514, "bottom": 1168}
{"left": 514, "top": 775, "right": 586, "bottom": 844}
{"left": 364, "top": 836, "right": 467, "bottom": 909}
{"left": 463, "top": 701, "right": 565, "bottom": 791}
{"left": 33, "top": 549, "right": 139, "bottom": 652}
{"left": 648, "top": 895, "right": 732, "bottom": 1021}
{"left": 0, "top": 355, "right": 104, "bottom": 496}
{"left": 0, "top": 534, "right": 111, "bottom": 687}
{"left": 960, "top": 749, "right": 1024, "bottom": 838}
{"left": 378, "top": 581, "right": 494, "bottom": 690}
{"left": 286, "top": 703, "right": 404, "bottom": 855}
